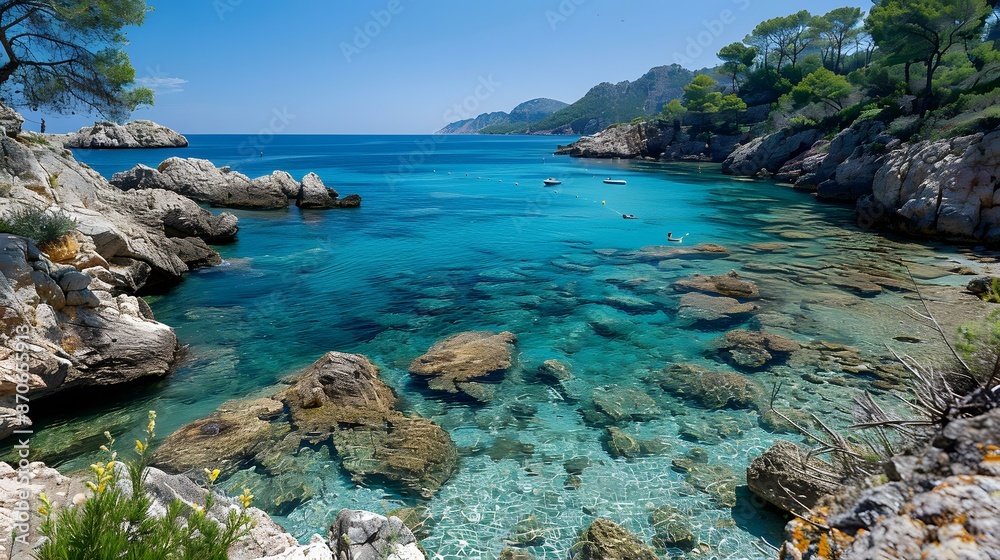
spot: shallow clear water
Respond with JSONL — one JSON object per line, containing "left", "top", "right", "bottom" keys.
{"left": 25, "top": 135, "right": 975, "bottom": 559}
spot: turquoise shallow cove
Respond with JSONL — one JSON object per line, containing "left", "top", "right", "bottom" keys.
{"left": 32, "top": 135, "right": 973, "bottom": 559}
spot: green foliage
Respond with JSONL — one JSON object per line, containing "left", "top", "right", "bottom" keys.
{"left": 791, "top": 68, "right": 854, "bottom": 110}
{"left": 812, "top": 7, "right": 866, "bottom": 73}
{"left": 682, "top": 74, "right": 722, "bottom": 113}
{"left": 36, "top": 411, "right": 255, "bottom": 560}
{"left": 0, "top": 206, "right": 76, "bottom": 244}
{"left": 718, "top": 42, "right": 757, "bottom": 90}
{"left": 957, "top": 309, "right": 1000, "bottom": 385}
{"left": 0, "top": 0, "right": 155, "bottom": 122}
{"left": 867, "top": 0, "right": 991, "bottom": 114}
{"left": 658, "top": 99, "right": 687, "bottom": 124}
{"left": 745, "top": 10, "right": 814, "bottom": 71}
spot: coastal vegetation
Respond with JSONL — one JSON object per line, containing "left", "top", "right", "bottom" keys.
{"left": 0, "top": 206, "right": 76, "bottom": 245}
{"left": 0, "top": 0, "right": 154, "bottom": 122}
{"left": 36, "top": 412, "right": 255, "bottom": 560}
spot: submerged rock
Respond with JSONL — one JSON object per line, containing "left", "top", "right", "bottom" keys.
{"left": 672, "top": 270, "right": 760, "bottom": 299}
{"left": 716, "top": 329, "right": 800, "bottom": 370}
{"left": 649, "top": 506, "right": 696, "bottom": 550}
{"left": 409, "top": 331, "right": 517, "bottom": 401}
{"left": 604, "top": 427, "right": 670, "bottom": 459}
{"left": 506, "top": 514, "right": 546, "bottom": 547}
{"left": 652, "top": 363, "right": 763, "bottom": 411}
{"left": 677, "top": 292, "right": 759, "bottom": 322}
{"left": 590, "top": 387, "right": 661, "bottom": 423}
{"left": 572, "top": 518, "right": 659, "bottom": 560}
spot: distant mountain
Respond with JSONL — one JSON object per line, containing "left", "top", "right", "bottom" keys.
{"left": 486, "top": 65, "right": 695, "bottom": 135}
{"left": 437, "top": 98, "right": 569, "bottom": 134}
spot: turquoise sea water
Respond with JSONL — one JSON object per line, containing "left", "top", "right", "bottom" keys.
{"left": 26, "top": 135, "right": 977, "bottom": 559}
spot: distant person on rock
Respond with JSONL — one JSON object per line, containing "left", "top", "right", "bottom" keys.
{"left": 40, "top": 118, "right": 45, "bottom": 133}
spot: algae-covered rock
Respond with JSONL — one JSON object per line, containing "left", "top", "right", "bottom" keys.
{"left": 673, "top": 460, "right": 740, "bottom": 508}
{"left": 280, "top": 351, "right": 397, "bottom": 435}
{"left": 409, "top": 331, "right": 517, "bottom": 401}
{"left": 653, "top": 363, "right": 763, "bottom": 410}
{"left": 151, "top": 398, "right": 284, "bottom": 476}
{"left": 649, "top": 506, "right": 696, "bottom": 550}
{"left": 677, "top": 292, "right": 759, "bottom": 322}
{"left": 536, "top": 359, "right": 572, "bottom": 384}
{"left": 486, "top": 435, "right": 535, "bottom": 462}
{"left": 604, "top": 427, "right": 670, "bottom": 459}
{"left": 507, "top": 514, "right": 546, "bottom": 547}
{"left": 332, "top": 414, "right": 458, "bottom": 498}
{"left": 572, "top": 518, "right": 659, "bottom": 560}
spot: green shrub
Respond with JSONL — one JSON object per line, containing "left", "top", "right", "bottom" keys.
{"left": 0, "top": 206, "right": 76, "bottom": 244}
{"left": 35, "top": 411, "right": 255, "bottom": 560}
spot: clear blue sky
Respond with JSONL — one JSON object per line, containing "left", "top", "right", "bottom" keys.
{"left": 28, "top": 0, "right": 869, "bottom": 134}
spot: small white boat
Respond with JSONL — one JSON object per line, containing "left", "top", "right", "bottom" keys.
{"left": 603, "top": 178, "right": 626, "bottom": 185}
{"left": 543, "top": 178, "right": 562, "bottom": 186}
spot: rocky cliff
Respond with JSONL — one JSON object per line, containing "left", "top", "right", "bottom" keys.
{"left": 0, "top": 127, "right": 244, "bottom": 440}
{"left": 49, "top": 120, "right": 188, "bottom": 149}
{"left": 857, "top": 130, "right": 1000, "bottom": 243}
{"left": 555, "top": 121, "right": 746, "bottom": 163}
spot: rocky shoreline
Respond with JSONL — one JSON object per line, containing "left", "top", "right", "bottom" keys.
{"left": 2, "top": 97, "right": 1000, "bottom": 558}
{"left": 557, "top": 119, "right": 1000, "bottom": 246}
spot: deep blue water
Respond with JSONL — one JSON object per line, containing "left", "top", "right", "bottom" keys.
{"left": 34, "top": 135, "right": 972, "bottom": 559}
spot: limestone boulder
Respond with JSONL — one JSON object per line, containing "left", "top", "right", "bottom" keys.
{"left": 255, "top": 171, "right": 302, "bottom": 199}
{"left": 111, "top": 158, "right": 288, "bottom": 209}
{"left": 0, "top": 234, "right": 178, "bottom": 440}
{"left": 747, "top": 441, "right": 843, "bottom": 515}
{"left": 555, "top": 122, "right": 671, "bottom": 159}
{"left": 58, "top": 120, "right": 188, "bottom": 149}
{"left": 329, "top": 509, "right": 424, "bottom": 560}
{"left": 0, "top": 103, "right": 23, "bottom": 138}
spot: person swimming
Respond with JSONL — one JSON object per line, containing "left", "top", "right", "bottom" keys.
{"left": 667, "top": 232, "right": 687, "bottom": 243}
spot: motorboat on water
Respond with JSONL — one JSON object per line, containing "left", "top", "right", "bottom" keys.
{"left": 543, "top": 178, "right": 562, "bottom": 186}
{"left": 622, "top": 214, "right": 637, "bottom": 220}
{"left": 603, "top": 178, "right": 626, "bottom": 185}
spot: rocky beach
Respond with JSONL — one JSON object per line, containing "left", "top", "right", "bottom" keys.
{"left": 0, "top": 98, "right": 998, "bottom": 558}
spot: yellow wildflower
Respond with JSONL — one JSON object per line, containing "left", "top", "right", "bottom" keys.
{"left": 238, "top": 488, "right": 253, "bottom": 508}
{"left": 192, "top": 504, "right": 205, "bottom": 516}
{"left": 38, "top": 493, "right": 51, "bottom": 516}
{"left": 203, "top": 468, "right": 221, "bottom": 483}
{"left": 135, "top": 439, "right": 146, "bottom": 454}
